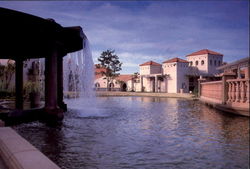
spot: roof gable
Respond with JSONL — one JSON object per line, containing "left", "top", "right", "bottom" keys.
{"left": 139, "top": 60, "right": 161, "bottom": 66}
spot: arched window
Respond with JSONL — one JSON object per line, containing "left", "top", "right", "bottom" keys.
{"left": 218, "top": 60, "right": 221, "bottom": 66}
{"left": 201, "top": 60, "right": 204, "bottom": 65}
{"left": 210, "top": 60, "right": 212, "bottom": 65}
{"left": 95, "top": 83, "right": 100, "bottom": 91}
{"left": 214, "top": 60, "right": 217, "bottom": 66}
{"left": 190, "top": 61, "right": 193, "bottom": 66}
{"left": 95, "top": 83, "right": 100, "bottom": 88}
{"left": 195, "top": 61, "right": 199, "bottom": 66}
{"left": 109, "top": 83, "right": 114, "bottom": 88}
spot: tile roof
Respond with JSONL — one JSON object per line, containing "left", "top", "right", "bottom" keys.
{"left": 186, "top": 49, "right": 223, "bottom": 57}
{"left": 115, "top": 74, "right": 133, "bottom": 82}
{"left": 95, "top": 65, "right": 107, "bottom": 79}
{"left": 139, "top": 60, "right": 161, "bottom": 66}
{"left": 163, "top": 57, "right": 189, "bottom": 63}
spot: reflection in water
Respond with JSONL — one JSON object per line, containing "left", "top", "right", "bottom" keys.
{"left": 14, "top": 97, "right": 249, "bottom": 169}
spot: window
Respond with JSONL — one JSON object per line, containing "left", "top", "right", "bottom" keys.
{"left": 201, "top": 60, "right": 204, "bottom": 65}
{"left": 214, "top": 60, "right": 217, "bottom": 66}
{"left": 218, "top": 61, "right": 221, "bottom": 66}
{"left": 210, "top": 60, "right": 212, "bottom": 65}
{"left": 190, "top": 61, "right": 193, "bottom": 66}
{"left": 95, "top": 83, "right": 100, "bottom": 88}
{"left": 195, "top": 61, "right": 199, "bottom": 66}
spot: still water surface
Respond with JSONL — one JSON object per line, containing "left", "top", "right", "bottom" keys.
{"left": 14, "top": 97, "right": 249, "bottom": 169}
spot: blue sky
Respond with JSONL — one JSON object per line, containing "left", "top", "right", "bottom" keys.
{"left": 0, "top": 1, "right": 249, "bottom": 74}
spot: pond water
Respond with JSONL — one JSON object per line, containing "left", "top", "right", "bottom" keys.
{"left": 13, "top": 97, "right": 249, "bottom": 169}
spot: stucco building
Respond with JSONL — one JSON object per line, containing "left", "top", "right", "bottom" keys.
{"left": 137, "top": 49, "right": 224, "bottom": 93}
{"left": 93, "top": 49, "right": 224, "bottom": 93}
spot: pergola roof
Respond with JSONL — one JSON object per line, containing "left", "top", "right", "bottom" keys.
{"left": 0, "top": 7, "right": 84, "bottom": 59}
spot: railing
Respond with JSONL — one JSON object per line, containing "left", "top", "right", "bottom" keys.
{"left": 226, "top": 79, "right": 250, "bottom": 104}
{"left": 200, "top": 81, "right": 222, "bottom": 102}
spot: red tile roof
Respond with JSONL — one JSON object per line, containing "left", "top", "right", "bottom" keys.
{"left": 186, "top": 49, "right": 223, "bottom": 57}
{"left": 95, "top": 65, "right": 107, "bottom": 79}
{"left": 115, "top": 74, "right": 133, "bottom": 82}
{"left": 139, "top": 60, "right": 161, "bottom": 66}
{"left": 163, "top": 57, "right": 189, "bottom": 63}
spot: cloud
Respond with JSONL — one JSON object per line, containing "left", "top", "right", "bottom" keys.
{"left": 0, "top": 1, "right": 248, "bottom": 74}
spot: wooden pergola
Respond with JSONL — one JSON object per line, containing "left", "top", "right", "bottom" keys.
{"left": 0, "top": 7, "right": 84, "bottom": 123}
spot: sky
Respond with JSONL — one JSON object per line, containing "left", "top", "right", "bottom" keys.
{"left": 0, "top": 1, "right": 249, "bottom": 74}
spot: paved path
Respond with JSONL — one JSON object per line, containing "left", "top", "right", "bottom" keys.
{"left": 96, "top": 91, "right": 197, "bottom": 99}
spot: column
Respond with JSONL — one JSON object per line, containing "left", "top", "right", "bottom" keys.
{"left": 240, "top": 81, "right": 245, "bottom": 103}
{"left": 221, "top": 75, "right": 226, "bottom": 104}
{"left": 165, "top": 77, "right": 167, "bottom": 93}
{"left": 140, "top": 76, "right": 144, "bottom": 92}
{"left": 246, "top": 80, "right": 250, "bottom": 103}
{"left": 155, "top": 75, "right": 158, "bottom": 93}
{"left": 15, "top": 58, "right": 23, "bottom": 110}
{"left": 237, "top": 66, "right": 241, "bottom": 78}
{"left": 231, "top": 82, "right": 235, "bottom": 102}
{"left": 235, "top": 81, "right": 240, "bottom": 102}
{"left": 227, "top": 82, "right": 232, "bottom": 102}
{"left": 245, "top": 66, "right": 249, "bottom": 79}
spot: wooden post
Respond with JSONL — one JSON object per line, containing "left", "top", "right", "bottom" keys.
{"left": 45, "top": 50, "right": 58, "bottom": 109}
{"left": 15, "top": 58, "right": 23, "bottom": 110}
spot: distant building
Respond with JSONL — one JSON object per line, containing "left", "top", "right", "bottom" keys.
{"left": 94, "top": 65, "right": 134, "bottom": 91}
{"left": 137, "top": 49, "right": 224, "bottom": 93}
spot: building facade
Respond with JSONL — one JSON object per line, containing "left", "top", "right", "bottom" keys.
{"left": 137, "top": 49, "right": 224, "bottom": 93}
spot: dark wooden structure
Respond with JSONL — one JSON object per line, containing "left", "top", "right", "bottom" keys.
{"left": 0, "top": 7, "right": 85, "bottom": 123}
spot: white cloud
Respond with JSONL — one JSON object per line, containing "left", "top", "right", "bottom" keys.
{"left": 0, "top": 1, "right": 248, "bottom": 68}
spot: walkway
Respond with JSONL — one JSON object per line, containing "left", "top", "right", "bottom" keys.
{"left": 96, "top": 91, "right": 196, "bottom": 99}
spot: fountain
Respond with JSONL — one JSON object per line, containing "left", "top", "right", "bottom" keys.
{"left": 63, "top": 38, "right": 98, "bottom": 113}
{"left": 62, "top": 38, "right": 111, "bottom": 118}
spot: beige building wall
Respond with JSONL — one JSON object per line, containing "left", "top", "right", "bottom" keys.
{"left": 162, "top": 62, "right": 189, "bottom": 93}
{"left": 162, "top": 62, "right": 177, "bottom": 93}
{"left": 186, "top": 54, "right": 223, "bottom": 75}
{"left": 140, "top": 65, "right": 162, "bottom": 75}
{"left": 176, "top": 62, "right": 189, "bottom": 93}
{"left": 94, "top": 77, "right": 122, "bottom": 90}
{"left": 150, "top": 65, "right": 162, "bottom": 74}
{"left": 140, "top": 65, "right": 150, "bottom": 75}
{"left": 207, "top": 54, "right": 223, "bottom": 74}
{"left": 186, "top": 54, "right": 208, "bottom": 74}
{"left": 142, "top": 77, "right": 151, "bottom": 92}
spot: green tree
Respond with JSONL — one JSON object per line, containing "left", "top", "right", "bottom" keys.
{"left": 98, "top": 49, "right": 122, "bottom": 91}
